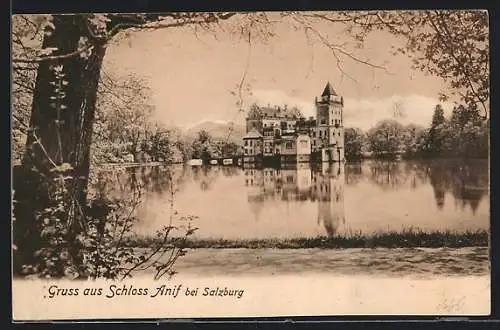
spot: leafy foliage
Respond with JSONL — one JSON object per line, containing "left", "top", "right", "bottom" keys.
{"left": 366, "top": 120, "right": 406, "bottom": 157}
{"left": 440, "top": 105, "right": 489, "bottom": 158}
{"left": 188, "top": 130, "right": 243, "bottom": 161}
{"left": 425, "top": 104, "right": 447, "bottom": 155}
{"left": 345, "top": 103, "right": 488, "bottom": 160}
{"left": 11, "top": 15, "right": 44, "bottom": 165}
{"left": 379, "top": 10, "right": 489, "bottom": 118}
{"left": 344, "top": 128, "right": 365, "bottom": 161}
{"left": 93, "top": 72, "right": 155, "bottom": 163}
{"left": 23, "top": 172, "right": 79, "bottom": 278}
{"left": 141, "top": 124, "right": 173, "bottom": 162}
{"left": 16, "top": 164, "right": 198, "bottom": 280}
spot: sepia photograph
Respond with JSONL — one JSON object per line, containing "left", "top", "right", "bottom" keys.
{"left": 11, "top": 10, "right": 490, "bottom": 320}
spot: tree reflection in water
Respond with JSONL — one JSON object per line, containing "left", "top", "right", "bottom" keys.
{"left": 368, "top": 161, "right": 408, "bottom": 190}
{"left": 365, "top": 159, "right": 488, "bottom": 213}
{"left": 189, "top": 165, "right": 241, "bottom": 191}
{"left": 92, "top": 164, "right": 248, "bottom": 202}
{"left": 344, "top": 163, "right": 363, "bottom": 186}
{"left": 91, "top": 159, "right": 488, "bottom": 238}
{"left": 425, "top": 159, "right": 489, "bottom": 214}
{"left": 91, "top": 165, "right": 188, "bottom": 199}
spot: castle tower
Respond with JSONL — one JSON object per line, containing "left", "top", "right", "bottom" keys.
{"left": 315, "top": 82, "right": 345, "bottom": 162}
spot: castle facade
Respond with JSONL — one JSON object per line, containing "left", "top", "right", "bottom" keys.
{"left": 243, "top": 82, "right": 345, "bottom": 164}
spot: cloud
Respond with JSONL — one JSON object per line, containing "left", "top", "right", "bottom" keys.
{"left": 251, "top": 90, "right": 454, "bottom": 131}
{"left": 345, "top": 95, "right": 454, "bottom": 130}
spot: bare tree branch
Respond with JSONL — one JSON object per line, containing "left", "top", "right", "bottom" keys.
{"left": 106, "top": 12, "right": 238, "bottom": 40}
{"left": 291, "top": 14, "right": 389, "bottom": 74}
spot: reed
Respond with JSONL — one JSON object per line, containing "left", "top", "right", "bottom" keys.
{"left": 121, "top": 228, "right": 489, "bottom": 249}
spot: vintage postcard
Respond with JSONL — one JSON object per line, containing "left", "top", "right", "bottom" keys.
{"left": 11, "top": 10, "right": 490, "bottom": 320}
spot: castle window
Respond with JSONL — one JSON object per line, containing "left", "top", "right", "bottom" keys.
{"left": 313, "top": 140, "right": 316, "bottom": 146}
{"left": 244, "top": 140, "right": 248, "bottom": 146}
{"left": 320, "top": 119, "right": 326, "bottom": 125}
{"left": 285, "top": 142, "right": 293, "bottom": 150}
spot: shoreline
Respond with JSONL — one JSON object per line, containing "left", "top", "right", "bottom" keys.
{"left": 123, "top": 229, "right": 489, "bottom": 249}
{"left": 89, "top": 156, "right": 490, "bottom": 170}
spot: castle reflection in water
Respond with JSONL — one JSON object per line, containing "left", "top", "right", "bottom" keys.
{"left": 244, "top": 163, "right": 346, "bottom": 236}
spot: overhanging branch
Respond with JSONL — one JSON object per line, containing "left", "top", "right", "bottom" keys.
{"left": 13, "top": 44, "right": 94, "bottom": 63}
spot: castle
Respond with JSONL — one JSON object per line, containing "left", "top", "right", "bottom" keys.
{"left": 243, "top": 82, "right": 345, "bottom": 164}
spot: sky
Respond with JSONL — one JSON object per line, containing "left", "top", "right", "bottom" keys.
{"left": 102, "top": 13, "right": 456, "bottom": 131}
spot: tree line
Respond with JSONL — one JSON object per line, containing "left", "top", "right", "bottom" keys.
{"left": 92, "top": 72, "right": 244, "bottom": 164}
{"left": 344, "top": 104, "right": 489, "bottom": 161}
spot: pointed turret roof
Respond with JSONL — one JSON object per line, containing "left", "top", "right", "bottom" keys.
{"left": 321, "top": 81, "right": 337, "bottom": 97}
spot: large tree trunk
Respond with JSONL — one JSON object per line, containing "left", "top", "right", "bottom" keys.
{"left": 13, "top": 15, "right": 107, "bottom": 277}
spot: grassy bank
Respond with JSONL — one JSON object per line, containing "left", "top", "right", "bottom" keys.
{"left": 122, "top": 229, "right": 489, "bottom": 249}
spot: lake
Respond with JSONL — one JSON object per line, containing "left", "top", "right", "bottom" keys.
{"left": 92, "top": 159, "right": 489, "bottom": 240}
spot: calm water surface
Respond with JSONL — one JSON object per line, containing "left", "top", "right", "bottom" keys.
{"left": 93, "top": 159, "right": 489, "bottom": 239}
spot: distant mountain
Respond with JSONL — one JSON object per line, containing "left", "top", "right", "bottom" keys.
{"left": 184, "top": 121, "right": 246, "bottom": 144}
